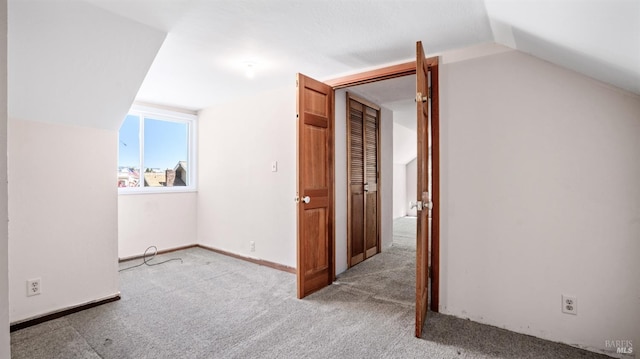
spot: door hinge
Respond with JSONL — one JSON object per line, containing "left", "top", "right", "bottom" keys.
{"left": 428, "top": 87, "right": 432, "bottom": 99}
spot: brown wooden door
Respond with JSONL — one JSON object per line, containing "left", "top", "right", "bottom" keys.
{"left": 296, "top": 73, "right": 335, "bottom": 299}
{"left": 415, "top": 41, "right": 432, "bottom": 337}
{"left": 347, "top": 94, "right": 380, "bottom": 267}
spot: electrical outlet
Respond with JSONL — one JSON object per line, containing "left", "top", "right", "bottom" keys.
{"left": 250, "top": 241, "right": 256, "bottom": 252}
{"left": 562, "top": 295, "right": 577, "bottom": 315}
{"left": 27, "top": 278, "right": 41, "bottom": 297}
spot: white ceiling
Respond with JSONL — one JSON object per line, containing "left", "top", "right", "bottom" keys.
{"left": 486, "top": 0, "right": 640, "bottom": 96}
{"left": 82, "top": 0, "right": 495, "bottom": 111}
{"left": 348, "top": 75, "right": 417, "bottom": 130}
{"left": 91, "top": 0, "right": 637, "bottom": 112}
{"left": 10, "top": 0, "right": 640, "bottom": 118}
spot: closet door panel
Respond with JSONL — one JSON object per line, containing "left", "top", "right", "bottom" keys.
{"left": 347, "top": 95, "right": 380, "bottom": 267}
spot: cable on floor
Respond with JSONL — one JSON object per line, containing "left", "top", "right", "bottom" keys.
{"left": 119, "top": 246, "right": 183, "bottom": 272}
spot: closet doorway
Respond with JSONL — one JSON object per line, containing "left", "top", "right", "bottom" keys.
{"left": 346, "top": 93, "right": 381, "bottom": 268}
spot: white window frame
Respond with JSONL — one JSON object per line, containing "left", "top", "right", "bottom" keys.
{"left": 118, "top": 105, "right": 197, "bottom": 194}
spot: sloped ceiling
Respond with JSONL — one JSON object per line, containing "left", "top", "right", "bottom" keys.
{"left": 83, "top": 0, "right": 494, "bottom": 111}
{"left": 9, "top": 0, "right": 640, "bottom": 124}
{"left": 8, "top": 0, "right": 166, "bottom": 130}
{"left": 485, "top": 0, "right": 640, "bottom": 96}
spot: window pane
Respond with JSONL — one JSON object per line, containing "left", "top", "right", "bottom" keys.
{"left": 143, "top": 118, "right": 189, "bottom": 187}
{"left": 118, "top": 115, "right": 141, "bottom": 187}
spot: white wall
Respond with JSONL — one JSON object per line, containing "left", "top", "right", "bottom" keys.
{"left": 6, "top": 0, "right": 165, "bottom": 325}
{"left": 393, "top": 163, "right": 406, "bottom": 218}
{"left": 393, "top": 122, "right": 417, "bottom": 164}
{"left": 393, "top": 122, "right": 416, "bottom": 218}
{"left": 0, "top": 0, "right": 8, "bottom": 356}
{"left": 197, "top": 85, "right": 297, "bottom": 267}
{"left": 335, "top": 90, "right": 347, "bottom": 274}
{"left": 118, "top": 193, "right": 197, "bottom": 259}
{"left": 379, "top": 107, "right": 393, "bottom": 250}
{"left": 197, "top": 84, "right": 393, "bottom": 275}
{"left": 8, "top": 120, "right": 119, "bottom": 322}
{"left": 439, "top": 49, "right": 640, "bottom": 356}
{"left": 405, "top": 158, "right": 417, "bottom": 217}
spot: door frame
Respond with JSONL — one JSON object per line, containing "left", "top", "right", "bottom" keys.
{"left": 326, "top": 59, "right": 441, "bottom": 312}
{"left": 346, "top": 92, "right": 382, "bottom": 268}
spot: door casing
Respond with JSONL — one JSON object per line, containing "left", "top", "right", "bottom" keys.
{"left": 326, "top": 59, "right": 440, "bottom": 314}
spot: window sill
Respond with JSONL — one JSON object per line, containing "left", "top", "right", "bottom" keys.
{"left": 118, "top": 187, "right": 198, "bottom": 195}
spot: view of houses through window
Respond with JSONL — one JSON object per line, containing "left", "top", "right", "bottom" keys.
{"left": 118, "top": 107, "right": 195, "bottom": 191}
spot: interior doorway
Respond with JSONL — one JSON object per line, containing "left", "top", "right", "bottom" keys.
{"left": 297, "top": 50, "right": 440, "bottom": 336}
{"left": 341, "top": 76, "right": 423, "bottom": 301}
{"left": 328, "top": 54, "right": 440, "bottom": 333}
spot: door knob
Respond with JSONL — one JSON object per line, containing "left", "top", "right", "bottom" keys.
{"left": 410, "top": 201, "right": 432, "bottom": 211}
{"left": 302, "top": 196, "right": 311, "bottom": 204}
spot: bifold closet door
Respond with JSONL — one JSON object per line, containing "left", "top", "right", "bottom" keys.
{"left": 348, "top": 95, "right": 380, "bottom": 267}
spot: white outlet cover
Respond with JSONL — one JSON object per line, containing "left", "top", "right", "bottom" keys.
{"left": 562, "top": 295, "right": 577, "bottom": 315}
{"left": 27, "top": 278, "right": 41, "bottom": 297}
